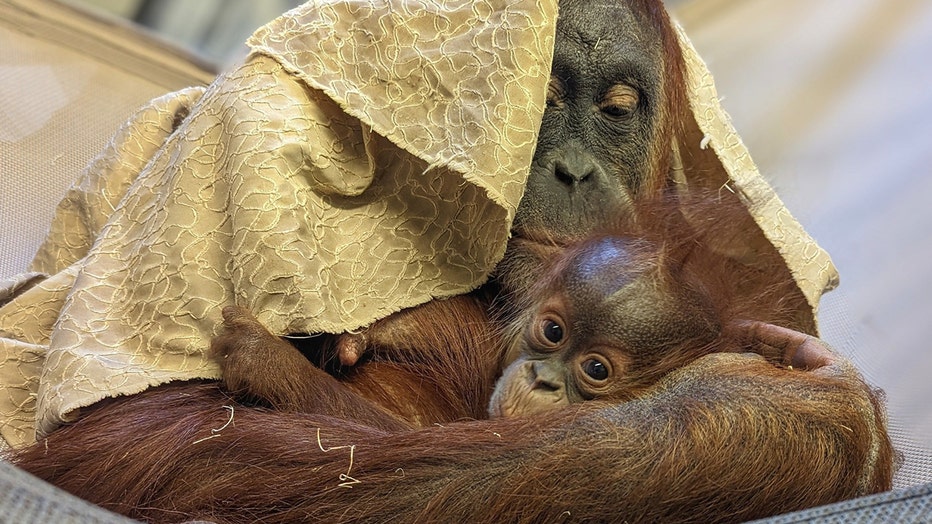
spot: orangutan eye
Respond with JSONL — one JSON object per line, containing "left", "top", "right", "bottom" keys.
{"left": 581, "top": 358, "right": 609, "bottom": 381}
{"left": 541, "top": 319, "right": 564, "bottom": 344}
{"left": 547, "top": 76, "right": 566, "bottom": 109}
{"left": 599, "top": 84, "right": 638, "bottom": 119}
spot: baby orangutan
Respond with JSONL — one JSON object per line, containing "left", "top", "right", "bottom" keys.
{"left": 487, "top": 233, "right": 837, "bottom": 418}
{"left": 215, "top": 226, "right": 821, "bottom": 426}
{"left": 489, "top": 235, "right": 721, "bottom": 417}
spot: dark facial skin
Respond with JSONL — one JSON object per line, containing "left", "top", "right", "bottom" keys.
{"left": 513, "top": 1, "right": 665, "bottom": 242}
{"left": 490, "top": 236, "right": 720, "bottom": 417}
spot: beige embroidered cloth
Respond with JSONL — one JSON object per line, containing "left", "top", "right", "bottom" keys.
{"left": 0, "top": 1, "right": 837, "bottom": 449}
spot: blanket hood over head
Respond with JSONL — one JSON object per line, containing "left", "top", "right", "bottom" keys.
{"left": 0, "top": 0, "right": 836, "bottom": 448}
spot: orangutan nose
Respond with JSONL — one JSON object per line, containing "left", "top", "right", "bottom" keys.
{"left": 554, "top": 153, "right": 597, "bottom": 187}
{"left": 530, "top": 361, "right": 563, "bottom": 393}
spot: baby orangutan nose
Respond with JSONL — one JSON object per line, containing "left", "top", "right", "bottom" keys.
{"left": 530, "top": 360, "right": 564, "bottom": 393}
{"left": 489, "top": 359, "right": 570, "bottom": 418}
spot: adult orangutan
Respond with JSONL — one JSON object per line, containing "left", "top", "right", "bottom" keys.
{"left": 7, "top": 0, "right": 894, "bottom": 523}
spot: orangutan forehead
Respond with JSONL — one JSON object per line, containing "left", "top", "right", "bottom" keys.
{"left": 561, "top": 237, "right": 657, "bottom": 299}
{"left": 558, "top": 0, "right": 656, "bottom": 31}
{"left": 555, "top": 1, "right": 661, "bottom": 63}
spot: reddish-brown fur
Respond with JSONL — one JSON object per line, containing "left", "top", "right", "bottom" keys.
{"left": 10, "top": 356, "right": 891, "bottom": 523}
{"left": 215, "top": 293, "right": 503, "bottom": 431}
{"left": 491, "top": 223, "right": 801, "bottom": 413}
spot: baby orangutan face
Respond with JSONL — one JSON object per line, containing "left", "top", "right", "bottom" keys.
{"left": 489, "top": 236, "right": 721, "bottom": 418}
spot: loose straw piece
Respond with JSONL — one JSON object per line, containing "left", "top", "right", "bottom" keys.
{"left": 192, "top": 405, "right": 235, "bottom": 445}
{"left": 316, "top": 428, "right": 360, "bottom": 488}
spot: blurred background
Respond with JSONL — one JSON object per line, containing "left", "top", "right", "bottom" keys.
{"left": 3, "top": 0, "right": 930, "bottom": 487}
{"left": 59, "top": 0, "right": 303, "bottom": 67}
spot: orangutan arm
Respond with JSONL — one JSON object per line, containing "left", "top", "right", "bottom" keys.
{"left": 213, "top": 305, "right": 411, "bottom": 431}
{"left": 11, "top": 347, "right": 893, "bottom": 524}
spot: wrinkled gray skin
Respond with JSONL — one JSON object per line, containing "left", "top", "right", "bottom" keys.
{"left": 512, "top": 0, "right": 665, "bottom": 242}
{"left": 497, "top": 1, "right": 676, "bottom": 417}
{"left": 490, "top": 237, "right": 719, "bottom": 417}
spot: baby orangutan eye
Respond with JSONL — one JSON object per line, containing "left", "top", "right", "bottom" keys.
{"left": 542, "top": 319, "right": 564, "bottom": 344}
{"left": 581, "top": 358, "right": 609, "bottom": 381}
